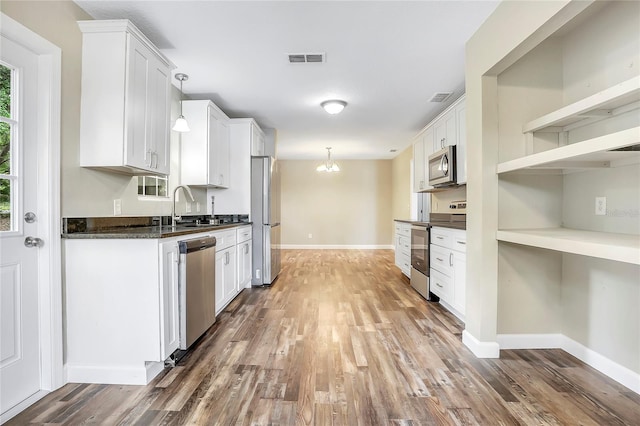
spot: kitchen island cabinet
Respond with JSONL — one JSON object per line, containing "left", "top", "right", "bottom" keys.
{"left": 78, "top": 20, "right": 174, "bottom": 175}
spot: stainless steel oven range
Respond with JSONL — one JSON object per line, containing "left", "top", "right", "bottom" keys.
{"left": 410, "top": 224, "right": 437, "bottom": 301}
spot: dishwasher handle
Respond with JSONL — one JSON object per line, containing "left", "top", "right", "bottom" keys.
{"left": 179, "top": 236, "right": 217, "bottom": 254}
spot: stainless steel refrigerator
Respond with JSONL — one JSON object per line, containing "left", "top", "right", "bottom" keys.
{"left": 251, "top": 156, "right": 281, "bottom": 285}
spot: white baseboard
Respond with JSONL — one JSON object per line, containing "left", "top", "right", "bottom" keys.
{"left": 65, "top": 361, "right": 164, "bottom": 385}
{"left": 0, "top": 390, "right": 48, "bottom": 424}
{"left": 462, "top": 330, "right": 500, "bottom": 358}
{"left": 497, "top": 333, "right": 640, "bottom": 394}
{"left": 438, "top": 299, "right": 465, "bottom": 323}
{"left": 280, "top": 244, "right": 394, "bottom": 250}
{"left": 496, "top": 333, "right": 563, "bottom": 349}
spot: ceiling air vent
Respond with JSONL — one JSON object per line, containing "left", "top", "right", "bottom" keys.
{"left": 288, "top": 53, "right": 326, "bottom": 63}
{"left": 429, "top": 92, "right": 453, "bottom": 103}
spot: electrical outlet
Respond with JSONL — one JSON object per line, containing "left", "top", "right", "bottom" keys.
{"left": 185, "top": 202, "right": 192, "bottom": 213}
{"left": 308, "top": 233, "right": 313, "bottom": 239}
{"left": 595, "top": 196, "right": 606, "bottom": 216}
{"left": 113, "top": 199, "right": 122, "bottom": 215}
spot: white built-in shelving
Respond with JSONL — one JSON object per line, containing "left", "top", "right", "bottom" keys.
{"left": 522, "top": 76, "right": 640, "bottom": 133}
{"left": 497, "top": 228, "right": 640, "bottom": 265}
{"left": 497, "top": 127, "right": 640, "bottom": 174}
{"left": 497, "top": 76, "right": 640, "bottom": 265}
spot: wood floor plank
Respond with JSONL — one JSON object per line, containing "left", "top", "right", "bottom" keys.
{"left": 8, "top": 249, "right": 639, "bottom": 425}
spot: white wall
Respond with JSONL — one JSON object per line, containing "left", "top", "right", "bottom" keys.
{"left": 280, "top": 160, "right": 392, "bottom": 247}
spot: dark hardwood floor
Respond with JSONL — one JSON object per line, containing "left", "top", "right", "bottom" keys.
{"left": 9, "top": 249, "right": 640, "bottom": 425}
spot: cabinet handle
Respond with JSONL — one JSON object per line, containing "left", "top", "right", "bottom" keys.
{"left": 245, "top": 244, "right": 249, "bottom": 254}
{"left": 436, "top": 257, "right": 444, "bottom": 262}
{"left": 436, "top": 282, "right": 443, "bottom": 288}
{"left": 436, "top": 236, "right": 444, "bottom": 240}
{"left": 146, "top": 149, "right": 152, "bottom": 167}
{"left": 457, "top": 241, "right": 466, "bottom": 245}
{"left": 225, "top": 251, "right": 229, "bottom": 265}
{"left": 449, "top": 252, "right": 453, "bottom": 266}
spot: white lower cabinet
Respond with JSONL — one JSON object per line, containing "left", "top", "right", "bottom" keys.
{"left": 64, "top": 238, "right": 182, "bottom": 385}
{"left": 215, "top": 246, "right": 237, "bottom": 313}
{"left": 394, "top": 221, "right": 412, "bottom": 277}
{"left": 237, "top": 225, "right": 253, "bottom": 290}
{"left": 160, "top": 241, "right": 180, "bottom": 361}
{"left": 212, "top": 225, "right": 252, "bottom": 314}
{"left": 430, "top": 226, "right": 466, "bottom": 321}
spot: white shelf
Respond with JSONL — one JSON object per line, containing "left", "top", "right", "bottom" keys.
{"left": 497, "top": 228, "right": 640, "bottom": 265}
{"left": 522, "top": 76, "right": 640, "bottom": 133}
{"left": 497, "top": 127, "right": 640, "bottom": 174}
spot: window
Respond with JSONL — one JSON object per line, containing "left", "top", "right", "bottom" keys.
{"left": 137, "top": 175, "right": 168, "bottom": 198}
{"left": 0, "top": 63, "right": 15, "bottom": 231}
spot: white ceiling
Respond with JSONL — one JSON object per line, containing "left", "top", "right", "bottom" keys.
{"left": 74, "top": 0, "right": 499, "bottom": 160}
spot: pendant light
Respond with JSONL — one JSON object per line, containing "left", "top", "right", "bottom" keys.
{"left": 172, "top": 73, "right": 190, "bottom": 132}
{"left": 316, "top": 147, "right": 340, "bottom": 172}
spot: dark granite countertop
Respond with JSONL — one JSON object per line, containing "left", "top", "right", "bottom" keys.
{"left": 62, "top": 215, "right": 251, "bottom": 239}
{"left": 394, "top": 214, "right": 466, "bottom": 231}
{"left": 62, "top": 221, "right": 252, "bottom": 240}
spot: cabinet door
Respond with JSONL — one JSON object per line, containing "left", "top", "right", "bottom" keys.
{"left": 215, "top": 250, "right": 225, "bottom": 313}
{"left": 207, "top": 106, "right": 220, "bottom": 186}
{"left": 149, "top": 58, "right": 171, "bottom": 174}
{"left": 453, "top": 251, "right": 466, "bottom": 316}
{"left": 434, "top": 110, "right": 457, "bottom": 151}
{"left": 124, "top": 34, "right": 152, "bottom": 171}
{"left": 237, "top": 241, "right": 252, "bottom": 290}
{"left": 160, "top": 242, "right": 180, "bottom": 360}
{"left": 455, "top": 101, "right": 466, "bottom": 184}
{"left": 216, "top": 119, "right": 230, "bottom": 188}
{"left": 251, "top": 123, "right": 265, "bottom": 156}
{"left": 413, "top": 136, "right": 425, "bottom": 192}
{"left": 423, "top": 127, "right": 435, "bottom": 190}
{"left": 224, "top": 248, "right": 237, "bottom": 303}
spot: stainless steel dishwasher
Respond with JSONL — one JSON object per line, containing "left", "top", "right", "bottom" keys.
{"left": 178, "top": 236, "right": 216, "bottom": 350}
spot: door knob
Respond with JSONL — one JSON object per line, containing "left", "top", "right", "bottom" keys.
{"left": 24, "top": 236, "right": 44, "bottom": 248}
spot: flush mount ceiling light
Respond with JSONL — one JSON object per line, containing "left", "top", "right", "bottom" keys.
{"left": 316, "top": 147, "right": 340, "bottom": 173}
{"left": 172, "top": 73, "right": 190, "bottom": 132}
{"left": 321, "top": 99, "right": 347, "bottom": 115}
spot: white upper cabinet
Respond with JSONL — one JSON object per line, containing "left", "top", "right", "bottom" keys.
{"left": 433, "top": 108, "right": 457, "bottom": 151}
{"left": 180, "top": 100, "right": 230, "bottom": 188}
{"left": 455, "top": 100, "right": 466, "bottom": 184}
{"left": 413, "top": 133, "right": 426, "bottom": 192}
{"left": 78, "top": 20, "right": 174, "bottom": 175}
{"left": 250, "top": 122, "right": 266, "bottom": 156}
{"left": 412, "top": 95, "right": 465, "bottom": 191}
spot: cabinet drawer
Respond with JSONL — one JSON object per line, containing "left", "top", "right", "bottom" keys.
{"left": 398, "top": 235, "right": 411, "bottom": 256}
{"left": 430, "top": 244, "right": 453, "bottom": 277}
{"left": 236, "top": 226, "right": 252, "bottom": 243}
{"left": 431, "top": 227, "right": 453, "bottom": 248}
{"left": 399, "top": 223, "right": 411, "bottom": 237}
{"left": 431, "top": 226, "right": 466, "bottom": 252}
{"left": 430, "top": 268, "right": 453, "bottom": 301}
{"left": 211, "top": 229, "right": 237, "bottom": 250}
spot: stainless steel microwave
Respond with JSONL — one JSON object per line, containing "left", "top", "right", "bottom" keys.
{"left": 428, "top": 145, "right": 457, "bottom": 187}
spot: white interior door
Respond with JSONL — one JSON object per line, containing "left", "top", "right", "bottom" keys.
{"left": 0, "top": 33, "right": 42, "bottom": 416}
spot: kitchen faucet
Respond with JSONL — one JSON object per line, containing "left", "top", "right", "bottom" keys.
{"left": 171, "top": 185, "right": 195, "bottom": 228}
